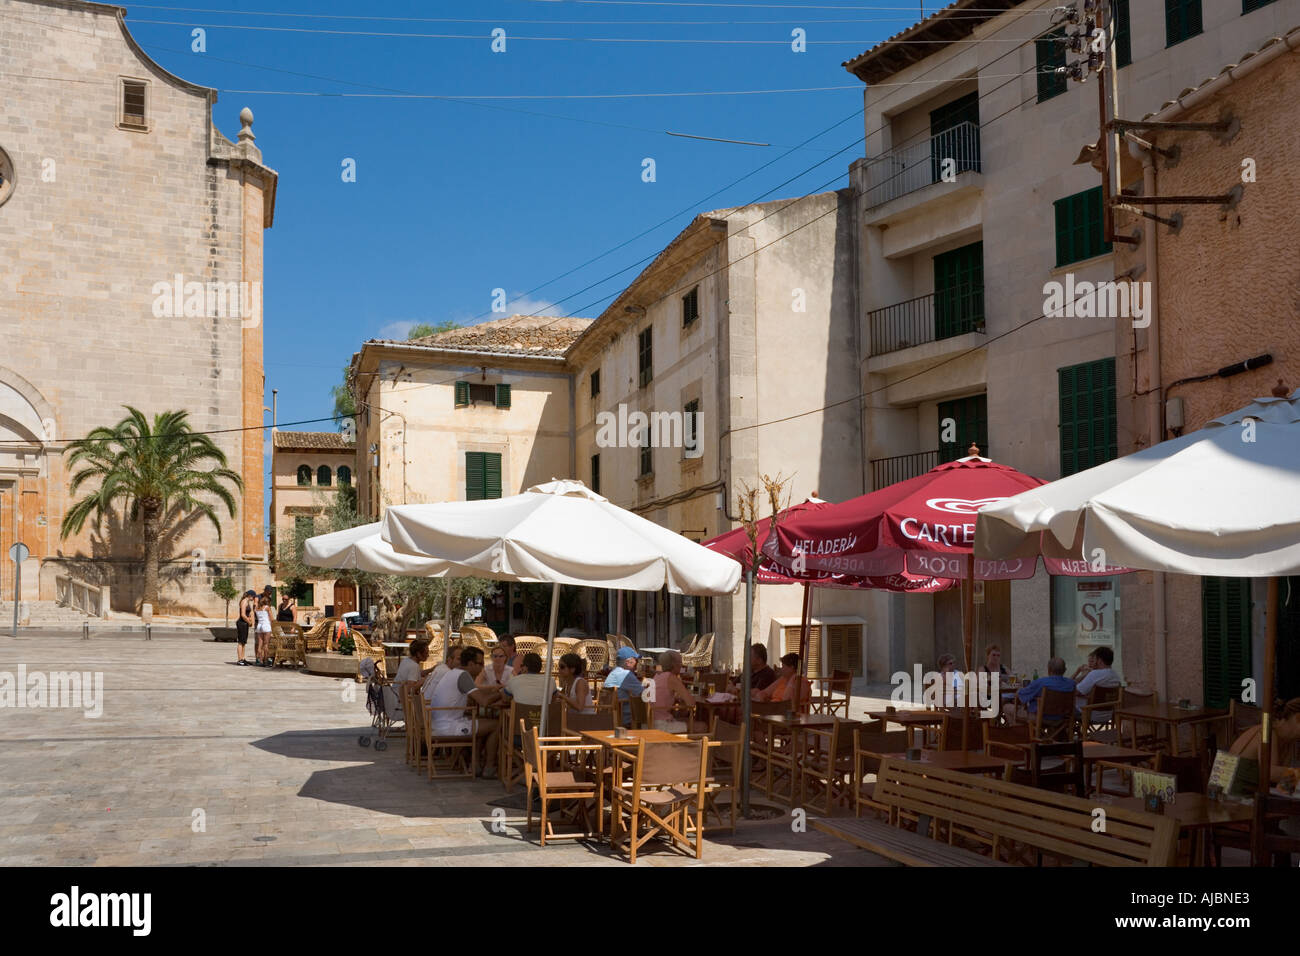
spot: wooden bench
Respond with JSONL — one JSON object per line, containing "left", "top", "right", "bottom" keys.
{"left": 812, "top": 815, "right": 1011, "bottom": 866}
{"left": 873, "top": 758, "right": 1178, "bottom": 866}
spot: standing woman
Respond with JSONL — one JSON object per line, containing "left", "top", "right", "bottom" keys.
{"left": 557, "top": 653, "right": 594, "bottom": 714}
{"left": 276, "top": 592, "right": 296, "bottom": 624}
{"left": 254, "top": 595, "right": 273, "bottom": 666}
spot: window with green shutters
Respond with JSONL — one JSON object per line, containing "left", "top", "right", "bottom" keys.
{"left": 1166, "top": 0, "right": 1202, "bottom": 47}
{"left": 1111, "top": 0, "right": 1132, "bottom": 68}
{"left": 1202, "top": 577, "right": 1251, "bottom": 709}
{"left": 1058, "top": 358, "right": 1117, "bottom": 476}
{"left": 638, "top": 327, "right": 653, "bottom": 387}
{"left": 1243, "top": 0, "right": 1278, "bottom": 12}
{"left": 495, "top": 383, "right": 511, "bottom": 408}
{"left": 937, "top": 394, "right": 988, "bottom": 463}
{"left": 933, "top": 241, "right": 984, "bottom": 340}
{"left": 455, "top": 381, "right": 470, "bottom": 407}
{"left": 682, "top": 287, "right": 699, "bottom": 328}
{"left": 465, "top": 451, "right": 502, "bottom": 501}
{"left": 1036, "top": 29, "right": 1067, "bottom": 103}
{"left": 1054, "top": 186, "right": 1111, "bottom": 267}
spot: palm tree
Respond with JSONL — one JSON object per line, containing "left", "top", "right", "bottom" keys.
{"left": 60, "top": 407, "right": 242, "bottom": 611}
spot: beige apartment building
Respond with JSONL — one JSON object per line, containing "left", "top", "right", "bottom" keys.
{"left": 269, "top": 431, "right": 357, "bottom": 620}
{"left": 846, "top": 0, "right": 1300, "bottom": 692}
{"left": 1, "top": 0, "right": 276, "bottom": 617}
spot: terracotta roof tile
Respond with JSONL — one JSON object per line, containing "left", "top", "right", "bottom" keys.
{"left": 273, "top": 431, "right": 354, "bottom": 450}
{"left": 373, "top": 315, "right": 593, "bottom": 357}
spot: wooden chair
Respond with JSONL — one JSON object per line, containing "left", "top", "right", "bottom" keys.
{"left": 983, "top": 721, "right": 1033, "bottom": 767}
{"left": 628, "top": 696, "right": 651, "bottom": 730}
{"left": 809, "top": 669, "right": 853, "bottom": 717}
{"left": 501, "top": 699, "right": 563, "bottom": 792}
{"left": 351, "top": 629, "right": 387, "bottom": 679}
{"left": 854, "top": 727, "right": 910, "bottom": 818}
{"left": 521, "top": 722, "right": 601, "bottom": 846}
{"left": 699, "top": 717, "right": 743, "bottom": 832}
{"left": 609, "top": 737, "right": 709, "bottom": 863}
{"left": 1155, "top": 750, "right": 1209, "bottom": 793}
{"left": 800, "top": 717, "right": 861, "bottom": 814}
{"left": 1211, "top": 699, "right": 1262, "bottom": 755}
{"left": 1252, "top": 793, "right": 1300, "bottom": 867}
{"left": 1079, "top": 684, "right": 1122, "bottom": 742}
{"left": 1009, "top": 739, "right": 1087, "bottom": 797}
{"left": 400, "top": 683, "right": 422, "bottom": 770}
{"left": 1117, "top": 686, "right": 1161, "bottom": 750}
{"left": 1030, "top": 688, "right": 1076, "bottom": 741}
{"left": 421, "top": 700, "right": 477, "bottom": 779}
{"left": 939, "top": 710, "right": 989, "bottom": 751}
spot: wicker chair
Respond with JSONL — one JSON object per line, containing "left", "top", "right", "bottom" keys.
{"left": 351, "top": 629, "right": 387, "bottom": 680}
{"left": 576, "top": 639, "right": 609, "bottom": 676}
{"left": 514, "top": 636, "right": 547, "bottom": 657}
{"left": 680, "top": 633, "right": 700, "bottom": 658}
{"left": 458, "top": 626, "right": 489, "bottom": 651}
{"left": 302, "top": 617, "right": 337, "bottom": 654}
{"left": 681, "top": 633, "right": 714, "bottom": 670}
{"left": 423, "top": 621, "right": 446, "bottom": 661}
{"left": 270, "top": 621, "right": 306, "bottom": 667}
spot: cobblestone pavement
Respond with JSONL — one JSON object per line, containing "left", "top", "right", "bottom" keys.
{"left": 0, "top": 634, "right": 890, "bottom": 867}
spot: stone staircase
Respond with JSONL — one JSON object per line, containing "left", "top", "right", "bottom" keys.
{"left": 0, "top": 600, "right": 100, "bottom": 628}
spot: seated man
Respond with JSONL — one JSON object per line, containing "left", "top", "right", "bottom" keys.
{"left": 502, "top": 652, "right": 553, "bottom": 707}
{"left": 603, "top": 646, "right": 643, "bottom": 724}
{"left": 1002, "top": 657, "right": 1074, "bottom": 725}
{"left": 423, "top": 645, "right": 462, "bottom": 699}
{"left": 1074, "top": 646, "right": 1121, "bottom": 716}
{"left": 426, "top": 646, "right": 502, "bottom": 778}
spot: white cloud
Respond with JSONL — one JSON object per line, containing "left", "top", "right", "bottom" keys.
{"left": 377, "top": 320, "right": 419, "bottom": 340}
{"left": 504, "top": 294, "right": 566, "bottom": 318}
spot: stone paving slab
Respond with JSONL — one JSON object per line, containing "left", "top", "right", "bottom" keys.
{"left": 0, "top": 633, "right": 889, "bottom": 867}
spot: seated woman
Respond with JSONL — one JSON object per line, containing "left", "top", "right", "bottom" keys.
{"left": 937, "top": 653, "right": 963, "bottom": 707}
{"left": 477, "top": 645, "right": 514, "bottom": 691}
{"left": 1229, "top": 698, "right": 1300, "bottom": 786}
{"left": 648, "top": 651, "right": 695, "bottom": 733}
{"left": 753, "top": 653, "right": 809, "bottom": 713}
{"left": 557, "top": 653, "right": 594, "bottom": 714}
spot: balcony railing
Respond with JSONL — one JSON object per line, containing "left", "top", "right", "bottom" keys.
{"left": 864, "top": 121, "right": 981, "bottom": 209}
{"left": 869, "top": 286, "right": 985, "bottom": 356}
{"left": 871, "top": 450, "right": 939, "bottom": 489}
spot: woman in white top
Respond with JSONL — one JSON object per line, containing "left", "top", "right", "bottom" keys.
{"left": 477, "top": 645, "right": 513, "bottom": 691}
{"left": 557, "top": 653, "right": 594, "bottom": 714}
{"left": 254, "top": 596, "right": 273, "bottom": 666}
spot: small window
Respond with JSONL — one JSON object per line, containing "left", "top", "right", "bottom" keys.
{"left": 121, "top": 79, "right": 148, "bottom": 129}
{"left": 683, "top": 399, "right": 701, "bottom": 458}
{"left": 1166, "top": 0, "right": 1202, "bottom": 47}
{"left": 337, "top": 465, "right": 352, "bottom": 487}
{"left": 682, "top": 287, "right": 700, "bottom": 328}
{"left": 317, "top": 465, "right": 332, "bottom": 487}
{"left": 296, "top": 465, "right": 312, "bottom": 486}
{"left": 1035, "top": 29, "right": 1068, "bottom": 103}
{"left": 1054, "top": 186, "right": 1112, "bottom": 266}
{"left": 590, "top": 369, "right": 601, "bottom": 399}
{"left": 457, "top": 382, "right": 497, "bottom": 407}
{"left": 639, "top": 444, "right": 653, "bottom": 478}
{"left": 638, "top": 327, "right": 653, "bottom": 388}
{"left": 466, "top": 451, "right": 503, "bottom": 500}
{"left": 591, "top": 453, "right": 601, "bottom": 494}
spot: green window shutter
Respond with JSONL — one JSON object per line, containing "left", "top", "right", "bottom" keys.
{"left": 1058, "top": 358, "right": 1117, "bottom": 476}
{"left": 455, "top": 381, "right": 470, "bottom": 408}
{"left": 1112, "top": 0, "right": 1132, "bottom": 68}
{"left": 466, "top": 451, "right": 485, "bottom": 501}
{"left": 934, "top": 241, "right": 984, "bottom": 339}
{"left": 1166, "top": 0, "right": 1202, "bottom": 47}
{"left": 937, "top": 394, "right": 988, "bottom": 463}
{"left": 591, "top": 453, "right": 601, "bottom": 494}
{"left": 1055, "top": 187, "right": 1111, "bottom": 266}
{"left": 495, "top": 383, "right": 511, "bottom": 409}
{"left": 1036, "top": 29, "right": 1068, "bottom": 103}
{"left": 484, "top": 453, "right": 502, "bottom": 499}
{"left": 1202, "top": 577, "right": 1251, "bottom": 709}
{"left": 1243, "top": 0, "right": 1278, "bottom": 12}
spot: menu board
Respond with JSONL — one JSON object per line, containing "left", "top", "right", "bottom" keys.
{"left": 1208, "top": 752, "right": 1258, "bottom": 797}
{"left": 1134, "top": 770, "right": 1177, "bottom": 806}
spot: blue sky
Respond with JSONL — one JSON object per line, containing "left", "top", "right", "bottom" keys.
{"left": 121, "top": 1, "right": 933, "bottom": 433}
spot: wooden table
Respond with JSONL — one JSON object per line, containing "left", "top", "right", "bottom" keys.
{"left": 883, "top": 751, "right": 1013, "bottom": 777}
{"left": 1104, "top": 793, "right": 1253, "bottom": 865}
{"left": 1112, "top": 703, "right": 1229, "bottom": 755}
{"left": 578, "top": 729, "right": 689, "bottom": 840}
{"left": 865, "top": 710, "right": 948, "bottom": 748}
{"left": 754, "top": 715, "right": 858, "bottom": 805}
{"left": 693, "top": 696, "right": 739, "bottom": 731}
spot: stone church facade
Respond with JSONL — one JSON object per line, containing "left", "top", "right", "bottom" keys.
{"left": 0, "top": 0, "right": 276, "bottom": 616}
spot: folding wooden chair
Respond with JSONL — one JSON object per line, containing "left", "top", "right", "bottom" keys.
{"left": 1079, "top": 684, "right": 1121, "bottom": 742}
{"left": 854, "top": 727, "right": 909, "bottom": 818}
{"left": 521, "top": 722, "right": 601, "bottom": 846}
{"left": 690, "top": 717, "right": 743, "bottom": 832}
{"left": 1031, "top": 688, "right": 1077, "bottom": 741}
{"left": 609, "top": 737, "right": 709, "bottom": 863}
{"left": 800, "top": 717, "right": 860, "bottom": 814}
{"left": 421, "top": 700, "right": 477, "bottom": 779}
{"left": 1009, "top": 739, "right": 1087, "bottom": 797}
{"left": 809, "top": 669, "right": 853, "bottom": 717}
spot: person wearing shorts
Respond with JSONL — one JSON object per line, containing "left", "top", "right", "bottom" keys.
{"left": 235, "top": 589, "right": 256, "bottom": 665}
{"left": 426, "top": 646, "right": 501, "bottom": 777}
{"left": 254, "top": 595, "right": 273, "bottom": 666}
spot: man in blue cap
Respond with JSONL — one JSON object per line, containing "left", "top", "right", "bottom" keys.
{"left": 603, "top": 646, "right": 643, "bottom": 725}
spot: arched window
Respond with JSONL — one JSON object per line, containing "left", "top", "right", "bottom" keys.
{"left": 296, "top": 465, "right": 311, "bottom": 486}
{"left": 317, "top": 465, "right": 332, "bottom": 487}
{"left": 337, "top": 465, "right": 352, "bottom": 487}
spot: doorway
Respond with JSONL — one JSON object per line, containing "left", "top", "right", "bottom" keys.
{"left": 333, "top": 580, "right": 356, "bottom": 616}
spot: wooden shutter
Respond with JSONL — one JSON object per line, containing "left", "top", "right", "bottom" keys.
{"left": 495, "top": 383, "right": 511, "bottom": 408}
{"left": 1055, "top": 187, "right": 1111, "bottom": 266}
{"left": 1166, "top": 0, "right": 1202, "bottom": 47}
{"left": 934, "top": 241, "right": 984, "bottom": 339}
{"left": 1112, "top": 0, "right": 1132, "bottom": 68}
{"left": 827, "top": 624, "right": 862, "bottom": 676}
{"left": 783, "top": 624, "right": 822, "bottom": 677}
{"left": 1036, "top": 30, "right": 1067, "bottom": 102}
{"left": 1202, "top": 577, "right": 1251, "bottom": 709}
{"left": 455, "top": 381, "right": 470, "bottom": 407}
{"left": 1058, "top": 358, "right": 1116, "bottom": 476}
{"left": 484, "top": 453, "right": 502, "bottom": 499}
{"left": 466, "top": 451, "right": 485, "bottom": 500}
{"left": 591, "top": 453, "right": 600, "bottom": 494}
{"left": 938, "top": 394, "right": 988, "bottom": 463}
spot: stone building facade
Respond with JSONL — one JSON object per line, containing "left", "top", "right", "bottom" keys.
{"left": 0, "top": 0, "right": 276, "bottom": 616}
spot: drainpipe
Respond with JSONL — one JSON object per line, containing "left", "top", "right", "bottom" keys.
{"left": 1128, "top": 139, "right": 1167, "bottom": 702}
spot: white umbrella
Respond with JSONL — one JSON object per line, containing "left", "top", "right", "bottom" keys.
{"left": 382, "top": 479, "right": 741, "bottom": 737}
{"left": 975, "top": 384, "right": 1300, "bottom": 789}
{"left": 304, "top": 522, "right": 451, "bottom": 576}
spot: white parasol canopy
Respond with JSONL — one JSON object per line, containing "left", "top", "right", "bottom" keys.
{"left": 304, "top": 522, "right": 451, "bottom": 576}
{"left": 975, "top": 388, "right": 1300, "bottom": 576}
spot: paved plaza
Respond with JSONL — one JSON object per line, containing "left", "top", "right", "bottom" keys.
{"left": 0, "top": 633, "right": 887, "bottom": 867}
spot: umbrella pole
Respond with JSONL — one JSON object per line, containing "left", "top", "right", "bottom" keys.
{"left": 540, "top": 582, "right": 561, "bottom": 740}
{"left": 444, "top": 581, "right": 452, "bottom": 634}
{"left": 798, "top": 584, "right": 812, "bottom": 678}
{"left": 740, "top": 567, "right": 754, "bottom": 817}
{"left": 1260, "top": 576, "right": 1279, "bottom": 794}
{"left": 962, "top": 554, "right": 975, "bottom": 751}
